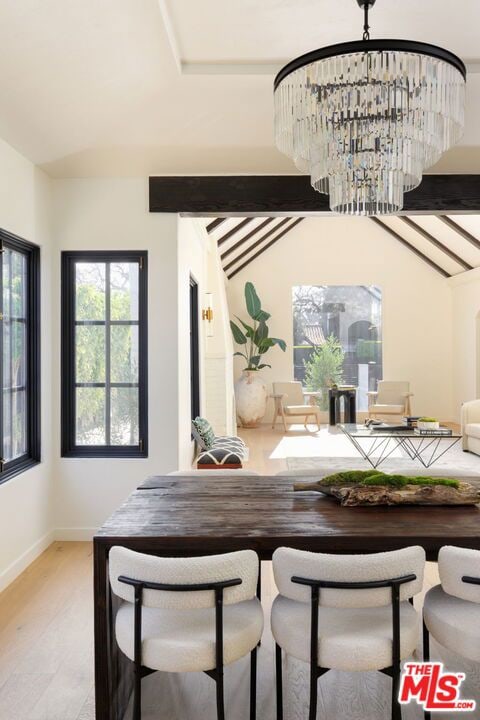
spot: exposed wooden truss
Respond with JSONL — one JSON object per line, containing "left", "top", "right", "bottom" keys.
{"left": 227, "top": 218, "right": 304, "bottom": 279}
{"left": 370, "top": 219, "right": 450, "bottom": 278}
{"left": 223, "top": 218, "right": 291, "bottom": 273}
{"left": 206, "top": 218, "right": 227, "bottom": 233}
{"left": 150, "top": 175, "right": 480, "bottom": 214}
{"left": 438, "top": 215, "right": 480, "bottom": 251}
{"left": 217, "top": 218, "right": 254, "bottom": 246}
{"left": 221, "top": 218, "right": 274, "bottom": 261}
{"left": 400, "top": 217, "right": 473, "bottom": 270}
{"left": 203, "top": 208, "right": 480, "bottom": 280}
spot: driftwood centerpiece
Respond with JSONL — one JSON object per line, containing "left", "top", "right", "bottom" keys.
{"left": 293, "top": 471, "right": 480, "bottom": 506}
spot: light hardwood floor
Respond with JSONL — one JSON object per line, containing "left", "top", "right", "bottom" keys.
{"left": 0, "top": 425, "right": 476, "bottom": 720}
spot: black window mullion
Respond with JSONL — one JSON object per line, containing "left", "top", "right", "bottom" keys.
{"left": 8, "top": 251, "right": 13, "bottom": 459}
{"left": 0, "top": 240, "right": 3, "bottom": 470}
{"left": 105, "top": 262, "right": 111, "bottom": 446}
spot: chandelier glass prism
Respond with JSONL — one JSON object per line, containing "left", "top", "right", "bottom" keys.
{"left": 273, "top": 0, "right": 466, "bottom": 215}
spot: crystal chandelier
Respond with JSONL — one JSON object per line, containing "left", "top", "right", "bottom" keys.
{"left": 273, "top": 0, "right": 466, "bottom": 215}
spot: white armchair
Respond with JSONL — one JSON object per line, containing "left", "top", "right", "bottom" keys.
{"left": 367, "top": 380, "right": 413, "bottom": 421}
{"left": 461, "top": 399, "right": 480, "bottom": 455}
{"left": 271, "top": 381, "right": 322, "bottom": 431}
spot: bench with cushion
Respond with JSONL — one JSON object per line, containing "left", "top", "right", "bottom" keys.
{"left": 192, "top": 417, "right": 248, "bottom": 469}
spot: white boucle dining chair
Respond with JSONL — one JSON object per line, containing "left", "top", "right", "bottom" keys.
{"left": 271, "top": 545, "right": 425, "bottom": 720}
{"left": 423, "top": 545, "right": 480, "bottom": 720}
{"left": 109, "top": 546, "right": 263, "bottom": 720}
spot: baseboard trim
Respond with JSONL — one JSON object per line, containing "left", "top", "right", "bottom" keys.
{"left": 0, "top": 529, "right": 55, "bottom": 593}
{"left": 54, "top": 528, "right": 97, "bottom": 541}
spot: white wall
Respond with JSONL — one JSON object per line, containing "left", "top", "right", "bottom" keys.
{"left": 0, "top": 139, "right": 53, "bottom": 591}
{"left": 227, "top": 216, "right": 455, "bottom": 422}
{"left": 450, "top": 268, "right": 480, "bottom": 419}
{"left": 204, "top": 237, "right": 236, "bottom": 436}
{"left": 177, "top": 217, "right": 208, "bottom": 468}
{"left": 52, "top": 179, "right": 181, "bottom": 535}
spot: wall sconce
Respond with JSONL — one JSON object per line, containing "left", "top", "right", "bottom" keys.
{"left": 202, "top": 293, "right": 214, "bottom": 337}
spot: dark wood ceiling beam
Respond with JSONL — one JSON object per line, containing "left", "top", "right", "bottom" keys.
{"left": 150, "top": 175, "right": 480, "bottom": 214}
{"left": 221, "top": 218, "right": 274, "bottom": 261}
{"left": 401, "top": 216, "right": 473, "bottom": 270}
{"left": 370, "top": 218, "right": 450, "bottom": 278}
{"left": 223, "top": 219, "right": 290, "bottom": 271}
{"left": 206, "top": 218, "right": 227, "bottom": 233}
{"left": 228, "top": 218, "right": 304, "bottom": 280}
{"left": 438, "top": 215, "right": 480, "bottom": 251}
{"left": 217, "top": 218, "right": 254, "bottom": 247}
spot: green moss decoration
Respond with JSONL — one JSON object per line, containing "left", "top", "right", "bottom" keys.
{"left": 321, "top": 470, "right": 384, "bottom": 486}
{"left": 322, "top": 470, "right": 459, "bottom": 489}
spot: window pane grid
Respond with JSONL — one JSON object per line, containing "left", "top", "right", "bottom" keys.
{"left": 64, "top": 252, "right": 147, "bottom": 456}
{"left": 3, "top": 248, "right": 28, "bottom": 462}
{"left": 0, "top": 231, "right": 40, "bottom": 484}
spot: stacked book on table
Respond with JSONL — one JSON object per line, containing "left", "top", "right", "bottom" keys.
{"left": 413, "top": 427, "right": 453, "bottom": 436}
{"left": 402, "top": 416, "right": 453, "bottom": 436}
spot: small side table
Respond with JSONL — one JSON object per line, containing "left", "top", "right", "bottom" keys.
{"left": 329, "top": 387, "right": 357, "bottom": 426}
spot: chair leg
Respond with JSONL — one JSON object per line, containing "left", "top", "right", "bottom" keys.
{"left": 275, "top": 643, "right": 283, "bottom": 720}
{"left": 391, "top": 664, "right": 402, "bottom": 720}
{"left": 423, "top": 621, "right": 431, "bottom": 720}
{"left": 309, "top": 663, "right": 318, "bottom": 720}
{"left": 133, "top": 662, "right": 141, "bottom": 720}
{"left": 216, "top": 670, "right": 225, "bottom": 720}
{"left": 280, "top": 407, "right": 288, "bottom": 432}
{"left": 250, "top": 647, "right": 257, "bottom": 720}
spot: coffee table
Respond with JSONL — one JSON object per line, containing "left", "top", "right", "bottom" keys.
{"left": 339, "top": 423, "right": 462, "bottom": 469}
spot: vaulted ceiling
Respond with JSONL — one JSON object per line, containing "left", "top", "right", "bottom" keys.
{"left": 0, "top": 1, "right": 479, "bottom": 177}
{"left": 206, "top": 215, "right": 480, "bottom": 280}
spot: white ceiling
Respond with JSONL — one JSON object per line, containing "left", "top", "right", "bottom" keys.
{"left": 0, "top": 0, "right": 479, "bottom": 177}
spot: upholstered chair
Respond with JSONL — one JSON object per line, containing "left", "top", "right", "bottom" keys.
{"left": 461, "top": 400, "right": 480, "bottom": 455}
{"left": 271, "top": 381, "right": 322, "bottom": 431}
{"left": 109, "top": 546, "right": 263, "bottom": 720}
{"left": 367, "top": 381, "right": 413, "bottom": 421}
{"left": 271, "top": 545, "right": 425, "bottom": 720}
{"left": 423, "top": 545, "right": 480, "bottom": 720}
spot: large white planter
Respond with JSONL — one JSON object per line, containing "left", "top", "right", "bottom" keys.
{"left": 234, "top": 370, "right": 267, "bottom": 428}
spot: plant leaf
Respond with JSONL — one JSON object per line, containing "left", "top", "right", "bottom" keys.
{"left": 254, "top": 320, "right": 268, "bottom": 346}
{"left": 234, "top": 316, "right": 254, "bottom": 338}
{"left": 230, "top": 320, "right": 247, "bottom": 345}
{"left": 257, "top": 338, "right": 274, "bottom": 353}
{"left": 245, "top": 282, "right": 262, "bottom": 320}
{"left": 257, "top": 363, "right": 271, "bottom": 369}
{"left": 270, "top": 337, "right": 287, "bottom": 352}
{"left": 256, "top": 310, "right": 271, "bottom": 322}
{"left": 233, "top": 351, "right": 248, "bottom": 359}
{"left": 250, "top": 355, "right": 261, "bottom": 366}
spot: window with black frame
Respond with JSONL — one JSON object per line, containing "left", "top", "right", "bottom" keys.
{"left": 61, "top": 251, "right": 148, "bottom": 457}
{"left": 0, "top": 229, "right": 40, "bottom": 484}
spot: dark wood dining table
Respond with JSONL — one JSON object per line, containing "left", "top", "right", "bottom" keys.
{"left": 94, "top": 473, "right": 480, "bottom": 720}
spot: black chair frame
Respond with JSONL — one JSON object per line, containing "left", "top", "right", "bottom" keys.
{"left": 423, "top": 573, "right": 480, "bottom": 720}
{"left": 275, "top": 573, "right": 417, "bottom": 720}
{"left": 117, "top": 575, "right": 258, "bottom": 720}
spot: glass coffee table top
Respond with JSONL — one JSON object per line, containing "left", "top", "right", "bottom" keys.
{"left": 338, "top": 424, "right": 462, "bottom": 468}
{"left": 339, "top": 423, "right": 462, "bottom": 438}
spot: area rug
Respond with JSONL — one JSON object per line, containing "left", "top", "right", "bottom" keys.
{"left": 286, "top": 455, "right": 480, "bottom": 476}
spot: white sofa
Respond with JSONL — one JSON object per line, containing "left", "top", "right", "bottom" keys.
{"left": 461, "top": 399, "right": 480, "bottom": 455}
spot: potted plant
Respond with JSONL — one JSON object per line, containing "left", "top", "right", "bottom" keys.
{"left": 230, "top": 282, "right": 286, "bottom": 427}
{"left": 417, "top": 416, "right": 440, "bottom": 431}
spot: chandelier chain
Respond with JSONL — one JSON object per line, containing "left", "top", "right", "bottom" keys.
{"left": 363, "top": 4, "right": 370, "bottom": 41}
